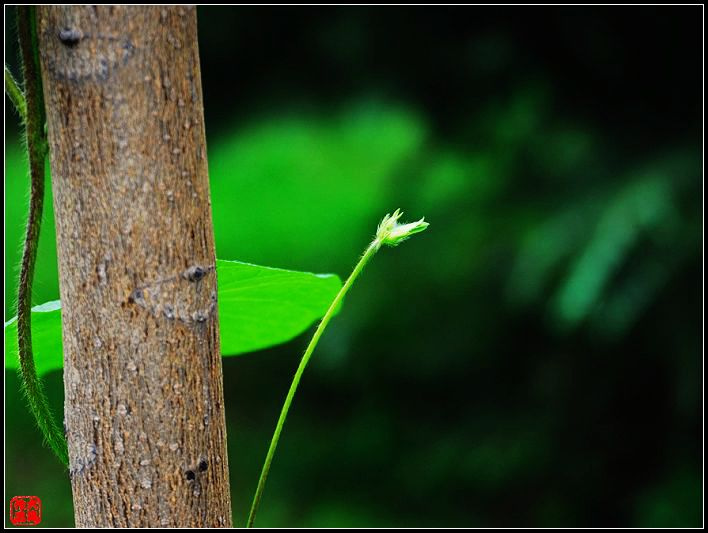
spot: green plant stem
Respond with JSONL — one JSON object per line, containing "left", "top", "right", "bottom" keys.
{"left": 247, "top": 239, "right": 382, "bottom": 528}
{"left": 16, "top": 6, "right": 69, "bottom": 466}
{"left": 5, "top": 65, "right": 27, "bottom": 123}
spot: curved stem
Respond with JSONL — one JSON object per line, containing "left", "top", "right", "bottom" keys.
{"left": 16, "top": 6, "right": 69, "bottom": 466}
{"left": 247, "top": 239, "right": 382, "bottom": 528}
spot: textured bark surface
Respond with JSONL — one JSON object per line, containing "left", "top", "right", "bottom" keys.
{"left": 38, "top": 6, "right": 232, "bottom": 527}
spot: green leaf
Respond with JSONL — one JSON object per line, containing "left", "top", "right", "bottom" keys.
{"left": 5, "top": 300, "right": 62, "bottom": 376}
{"left": 217, "top": 259, "right": 340, "bottom": 356}
{"left": 5, "top": 259, "right": 341, "bottom": 376}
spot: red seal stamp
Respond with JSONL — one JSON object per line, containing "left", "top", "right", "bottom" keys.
{"left": 9, "top": 496, "right": 42, "bottom": 526}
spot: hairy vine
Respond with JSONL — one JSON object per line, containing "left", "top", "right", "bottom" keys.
{"left": 11, "top": 6, "right": 69, "bottom": 465}
{"left": 5, "top": 65, "right": 27, "bottom": 123}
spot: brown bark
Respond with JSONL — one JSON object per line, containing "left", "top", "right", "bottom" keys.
{"left": 37, "top": 6, "right": 232, "bottom": 527}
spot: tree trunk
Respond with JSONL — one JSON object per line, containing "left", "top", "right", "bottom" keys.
{"left": 37, "top": 6, "right": 232, "bottom": 527}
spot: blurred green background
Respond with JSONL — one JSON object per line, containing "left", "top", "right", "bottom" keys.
{"left": 4, "top": 6, "right": 702, "bottom": 527}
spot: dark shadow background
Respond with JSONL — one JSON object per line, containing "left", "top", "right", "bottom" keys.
{"left": 5, "top": 6, "right": 702, "bottom": 527}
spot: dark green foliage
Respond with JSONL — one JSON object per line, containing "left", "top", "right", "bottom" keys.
{"left": 4, "top": 6, "right": 701, "bottom": 528}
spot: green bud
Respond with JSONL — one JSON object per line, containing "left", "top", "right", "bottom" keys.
{"left": 375, "top": 208, "right": 429, "bottom": 247}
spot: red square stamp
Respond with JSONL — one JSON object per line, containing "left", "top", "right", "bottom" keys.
{"left": 9, "top": 496, "right": 42, "bottom": 527}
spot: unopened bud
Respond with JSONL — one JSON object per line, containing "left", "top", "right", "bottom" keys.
{"left": 375, "top": 208, "right": 429, "bottom": 247}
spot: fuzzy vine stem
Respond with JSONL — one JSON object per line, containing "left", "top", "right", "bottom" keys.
{"left": 16, "top": 6, "right": 69, "bottom": 466}
{"left": 247, "top": 209, "right": 428, "bottom": 527}
{"left": 5, "top": 65, "right": 27, "bottom": 123}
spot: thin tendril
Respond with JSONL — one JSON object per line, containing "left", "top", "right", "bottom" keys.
{"left": 247, "top": 209, "right": 427, "bottom": 527}
{"left": 246, "top": 240, "right": 380, "bottom": 527}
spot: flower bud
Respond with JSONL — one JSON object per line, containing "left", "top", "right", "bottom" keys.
{"left": 375, "top": 208, "right": 429, "bottom": 247}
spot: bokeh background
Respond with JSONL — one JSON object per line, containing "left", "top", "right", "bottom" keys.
{"left": 5, "top": 6, "right": 702, "bottom": 527}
